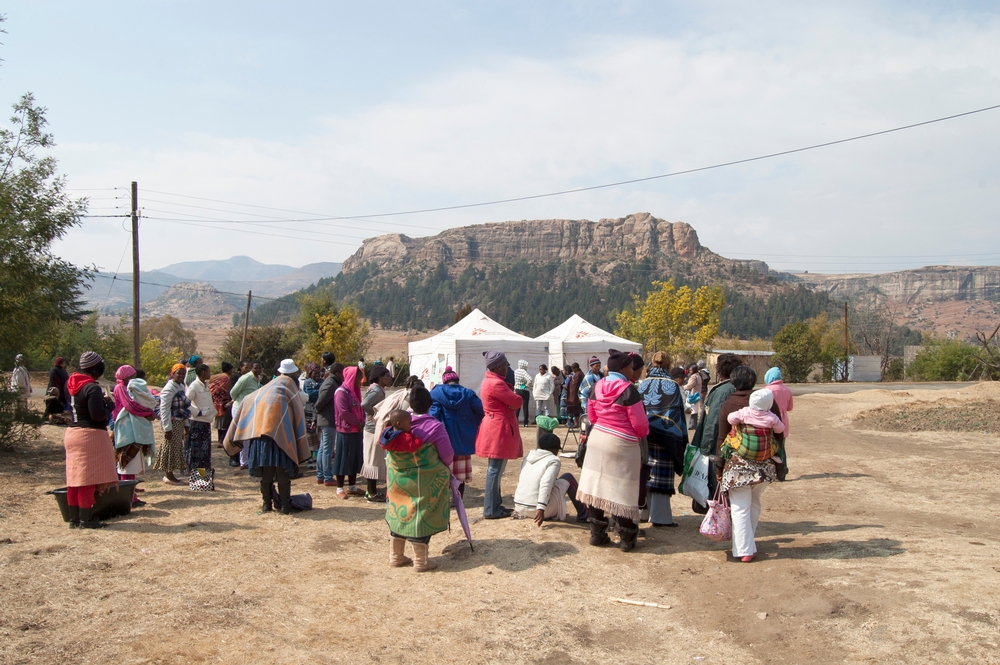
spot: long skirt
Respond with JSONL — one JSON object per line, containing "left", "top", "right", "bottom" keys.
{"left": 360, "top": 428, "right": 387, "bottom": 482}
{"left": 246, "top": 436, "right": 296, "bottom": 476}
{"left": 154, "top": 421, "right": 186, "bottom": 473}
{"left": 185, "top": 421, "right": 213, "bottom": 470}
{"left": 64, "top": 427, "right": 119, "bottom": 493}
{"left": 577, "top": 428, "right": 641, "bottom": 521}
{"left": 332, "top": 431, "right": 363, "bottom": 477}
{"left": 385, "top": 444, "right": 451, "bottom": 539}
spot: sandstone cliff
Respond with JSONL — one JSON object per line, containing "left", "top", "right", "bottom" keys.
{"left": 794, "top": 266, "right": 1000, "bottom": 304}
{"left": 342, "top": 212, "right": 772, "bottom": 279}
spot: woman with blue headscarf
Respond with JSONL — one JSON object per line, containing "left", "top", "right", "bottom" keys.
{"left": 637, "top": 351, "right": 687, "bottom": 527}
{"left": 764, "top": 367, "right": 792, "bottom": 478}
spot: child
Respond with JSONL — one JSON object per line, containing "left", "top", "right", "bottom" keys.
{"left": 513, "top": 432, "right": 588, "bottom": 525}
{"left": 380, "top": 388, "right": 454, "bottom": 573}
{"left": 724, "top": 388, "right": 785, "bottom": 464}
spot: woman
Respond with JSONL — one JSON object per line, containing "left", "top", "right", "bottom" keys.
{"left": 577, "top": 349, "right": 650, "bottom": 552}
{"left": 225, "top": 359, "right": 311, "bottom": 514}
{"left": 63, "top": 351, "right": 119, "bottom": 529}
{"left": 637, "top": 352, "right": 688, "bottom": 527}
{"left": 764, "top": 366, "right": 792, "bottom": 478}
{"left": 565, "top": 363, "right": 584, "bottom": 427}
{"left": 550, "top": 366, "right": 563, "bottom": 421}
{"left": 209, "top": 362, "right": 235, "bottom": 446}
{"left": 684, "top": 364, "right": 703, "bottom": 430}
{"left": 382, "top": 387, "right": 454, "bottom": 572}
{"left": 48, "top": 357, "right": 70, "bottom": 413}
{"left": 314, "top": 362, "right": 344, "bottom": 485}
{"left": 475, "top": 350, "right": 523, "bottom": 519}
{"left": 155, "top": 364, "right": 191, "bottom": 485}
{"left": 333, "top": 365, "right": 365, "bottom": 499}
{"left": 185, "top": 364, "right": 215, "bottom": 488}
{"left": 113, "top": 367, "right": 158, "bottom": 507}
{"left": 429, "top": 366, "right": 484, "bottom": 498}
{"left": 715, "top": 365, "right": 785, "bottom": 562}
{"left": 301, "top": 363, "right": 321, "bottom": 453}
{"left": 688, "top": 353, "right": 743, "bottom": 512}
{"left": 360, "top": 366, "right": 394, "bottom": 501}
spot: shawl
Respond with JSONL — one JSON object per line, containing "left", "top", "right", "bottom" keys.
{"left": 113, "top": 366, "right": 151, "bottom": 421}
{"left": 209, "top": 373, "right": 232, "bottom": 415}
{"left": 114, "top": 378, "right": 158, "bottom": 455}
{"left": 384, "top": 431, "right": 452, "bottom": 538}
{"left": 637, "top": 368, "right": 688, "bottom": 471}
{"left": 223, "top": 375, "right": 310, "bottom": 468}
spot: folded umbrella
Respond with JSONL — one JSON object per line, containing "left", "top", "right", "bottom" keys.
{"left": 450, "top": 475, "right": 473, "bottom": 552}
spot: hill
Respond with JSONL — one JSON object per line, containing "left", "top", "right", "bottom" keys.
{"left": 159, "top": 256, "right": 295, "bottom": 281}
{"left": 142, "top": 282, "right": 246, "bottom": 319}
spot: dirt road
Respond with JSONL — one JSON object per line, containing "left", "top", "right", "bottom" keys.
{"left": 1, "top": 384, "right": 998, "bottom": 664}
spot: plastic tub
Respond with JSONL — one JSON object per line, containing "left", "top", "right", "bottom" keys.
{"left": 47, "top": 480, "right": 143, "bottom": 522}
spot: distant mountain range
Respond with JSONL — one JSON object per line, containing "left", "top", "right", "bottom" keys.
{"left": 84, "top": 257, "right": 341, "bottom": 315}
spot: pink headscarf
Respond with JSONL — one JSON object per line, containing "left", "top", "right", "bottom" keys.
{"left": 112, "top": 365, "right": 154, "bottom": 420}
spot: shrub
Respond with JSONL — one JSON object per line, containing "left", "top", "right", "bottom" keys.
{"left": 0, "top": 383, "right": 43, "bottom": 451}
{"left": 908, "top": 339, "right": 980, "bottom": 381}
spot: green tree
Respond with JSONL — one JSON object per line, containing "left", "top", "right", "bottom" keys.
{"left": 615, "top": 279, "right": 725, "bottom": 359}
{"left": 299, "top": 291, "right": 371, "bottom": 364}
{"left": 772, "top": 320, "right": 820, "bottom": 382}
{"left": 140, "top": 316, "right": 198, "bottom": 356}
{"left": 908, "top": 338, "right": 982, "bottom": 381}
{"left": 139, "top": 337, "right": 181, "bottom": 386}
{"left": 0, "top": 93, "right": 90, "bottom": 367}
{"left": 217, "top": 325, "right": 303, "bottom": 376}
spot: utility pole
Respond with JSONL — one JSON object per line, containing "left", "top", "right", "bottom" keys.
{"left": 843, "top": 300, "right": 850, "bottom": 382}
{"left": 131, "top": 181, "right": 141, "bottom": 368}
{"left": 239, "top": 291, "right": 252, "bottom": 361}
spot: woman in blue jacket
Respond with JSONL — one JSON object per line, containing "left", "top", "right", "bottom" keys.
{"left": 429, "top": 366, "right": 485, "bottom": 497}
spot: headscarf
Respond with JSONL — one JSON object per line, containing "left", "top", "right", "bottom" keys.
{"left": 113, "top": 365, "right": 153, "bottom": 419}
{"left": 79, "top": 351, "right": 103, "bottom": 370}
{"left": 482, "top": 350, "right": 507, "bottom": 371}
{"left": 764, "top": 367, "right": 783, "bottom": 385}
{"left": 54, "top": 357, "right": 65, "bottom": 367}
{"left": 170, "top": 363, "right": 186, "bottom": 376}
{"left": 116, "top": 365, "right": 137, "bottom": 383}
{"left": 305, "top": 362, "right": 320, "bottom": 376}
{"left": 607, "top": 349, "right": 630, "bottom": 372}
{"left": 441, "top": 366, "right": 459, "bottom": 384}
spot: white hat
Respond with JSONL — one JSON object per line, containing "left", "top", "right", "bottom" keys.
{"left": 277, "top": 359, "right": 299, "bottom": 375}
{"left": 749, "top": 389, "right": 773, "bottom": 412}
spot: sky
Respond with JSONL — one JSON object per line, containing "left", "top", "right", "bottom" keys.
{"left": 2, "top": 1, "right": 999, "bottom": 275}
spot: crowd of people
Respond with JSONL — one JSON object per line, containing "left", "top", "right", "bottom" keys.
{"left": 20, "top": 345, "right": 792, "bottom": 566}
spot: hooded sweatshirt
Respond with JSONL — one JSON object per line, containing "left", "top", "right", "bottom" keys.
{"left": 586, "top": 372, "right": 650, "bottom": 442}
{"left": 67, "top": 373, "right": 108, "bottom": 430}
{"left": 514, "top": 448, "right": 562, "bottom": 512}
{"left": 514, "top": 360, "right": 532, "bottom": 391}
{"left": 429, "top": 382, "right": 485, "bottom": 456}
{"left": 334, "top": 366, "right": 364, "bottom": 433}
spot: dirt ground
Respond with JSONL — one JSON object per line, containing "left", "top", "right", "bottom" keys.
{"left": 2, "top": 384, "right": 999, "bottom": 664}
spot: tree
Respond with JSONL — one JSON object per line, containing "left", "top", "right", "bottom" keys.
{"left": 851, "top": 293, "right": 902, "bottom": 379}
{"left": 615, "top": 279, "right": 725, "bottom": 359}
{"left": 218, "top": 325, "right": 303, "bottom": 375}
{"left": 908, "top": 338, "right": 982, "bottom": 381}
{"left": 138, "top": 337, "right": 181, "bottom": 386}
{"left": 299, "top": 291, "right": 371, "bottom": 363}
{"left": 0, "top": 93, "right": 90, "bottom": 367}
{"left": 772, "top": 321, "right": 820, "bottom": 382}
{"left": 140, "top": 316, "right": 198, "bottom": 356}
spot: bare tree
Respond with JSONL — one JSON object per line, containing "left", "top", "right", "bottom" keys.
{"left": 851, "top": 292, "right": 901, "bottom": 379}
{"left": 973, "top": 321, "right": 1000, "bottom": 379}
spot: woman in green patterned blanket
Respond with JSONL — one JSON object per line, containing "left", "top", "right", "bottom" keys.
{"left": 379, "top": 386, "right": 454, "bottom": 573}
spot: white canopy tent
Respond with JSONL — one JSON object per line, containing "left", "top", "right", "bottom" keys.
{"left": 408, "top": 309, "right": 550, "bottom": 394}
{"left": 536, "top": 314, "right": 642, "bottom": 369}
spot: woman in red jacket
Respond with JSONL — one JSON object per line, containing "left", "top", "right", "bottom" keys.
{"left": 475, "top": 350, "right": 522, "bottom": 519}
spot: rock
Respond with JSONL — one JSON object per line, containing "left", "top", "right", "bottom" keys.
{"left": 756, "top": 612, "right": 768, "bottom": 620}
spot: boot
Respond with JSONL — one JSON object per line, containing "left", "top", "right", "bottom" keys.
{"left": 618, "top": 525, "right": 639, "bottom": 552}
{"left": 78, "top": 507, "right": 105, "bottom": 529}
{"left": 389, "top": 536, "right": 412, "bottom": 567}
{"left": 68, "top": 505, "right": 80, "bottom": 529}
{"left": 412, "top": 542, "right": 438, "bottom": 572}
{"left": 588, "top": 517, "right": 610, "bottom": 546}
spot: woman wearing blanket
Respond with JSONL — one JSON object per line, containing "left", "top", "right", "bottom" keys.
{"left": 577, "top": 349, "right": 650, "bottom": 552}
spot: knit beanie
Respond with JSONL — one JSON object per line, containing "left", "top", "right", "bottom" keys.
{"left": 749, "top": 388, "right": 774, "bottom": 412}
{"left": 588, "top": 355, "right": 601, "bottom": 367}
{"left": 607, "top": 349, "right": 630, "bottom": 373}
{"left": 441, "top": 366, "right": 459, "bottom": 384}
{"left": 483, "top": 350, "right": 507, "bottom": 371}
{"left": 79, "top": 351, "right": 103, "bottom": 370}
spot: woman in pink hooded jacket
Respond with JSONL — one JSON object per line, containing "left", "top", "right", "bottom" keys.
{"left": 577, "top": 349, "right": 650, "bottom": 552}
{"left": 333, "top": 365, "right": 366, "bottom": 499}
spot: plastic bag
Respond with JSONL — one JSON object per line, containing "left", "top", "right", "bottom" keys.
{"left": 679, "top": 444, "right": 709, "bottom": 507}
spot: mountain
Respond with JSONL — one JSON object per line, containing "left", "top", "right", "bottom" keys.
{"left": 142, "top": 282, "right": 246, "bottom": 319}
{"left": 159, "top": 256, "right": 296, "bottom": 281}
{"left": 84, "top": 261, "right": 341, "bottom": 314}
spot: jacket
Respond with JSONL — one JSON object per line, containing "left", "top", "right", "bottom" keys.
{"left": 314, "top": 374, "right": 342, "bottom": 428}
{"left": 514, "top": 448, "right": 562, "bottom": 511}
{"left": 532, "top": 372, "right": 554, "bottom": 400}
{"left": 229, "top": 371, "right": 261, "bottom": 407}
{"left": 334, "top": 366, "right": 364, "bottom": 433}
{"left": 429, "top": 383, "right": 484, "bottom": 456}
{"left": 691, "top": 379, "right": 736, "bottom": 455}
{"left": 361, "top": 384, "right": 386, "bottom": 434}
{"left": 565, "top": 370, "right": 583, "bottom": 406}
{"left": 475, "top": 369, "right": 523, "bottom": 460}
{"left": 186, "top": 376, "right": 214, "bottom": 424}
{"left": 158, "top": 379, "right": 186, "bottom": 432}
{"left": 766, "top": 380, "right": 794, "bottom": 436}
{"left": 586, "top": 373, "right": 650, "bottom": 442}
{"left": 67, "top": 374, "right": 108, "bottom": 430}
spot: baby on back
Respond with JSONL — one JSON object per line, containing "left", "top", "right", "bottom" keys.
{"left": 725, "top": 388, "right": 785, "bottom": 463}
{"left": 379, "top": 409, "right": 424, "bottom": 453}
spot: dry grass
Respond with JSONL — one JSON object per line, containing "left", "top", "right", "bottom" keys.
{"left": 2, "top": 387, "right": 1000, "bottom": 664}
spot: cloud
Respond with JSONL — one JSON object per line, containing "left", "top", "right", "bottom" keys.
{"left": 54, "top": 4, "right": 1000, "bottom": 274}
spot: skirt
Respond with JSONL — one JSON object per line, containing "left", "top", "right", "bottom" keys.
{"left": 64, "top": 427, "right": 119, "bottom": 491}
{"left": 154, "top": 421, "right": 187, "bottom": 473}
{"left": 185, "top": 421, "right": 213, "bottom": 470}
{"left": 452, "top": 455, "right": 473, "bottom": 482}
{"left": 332, "top": 431, "right": 364, "bottom": 477}
{"left": 360, "top": 428, "right": 387, "bottom": 482}
{"left": 577, "top": 428, "right": 641, "bottom": 521}
{"left": 246, "top": 436, "right": 296, "bottom": 476}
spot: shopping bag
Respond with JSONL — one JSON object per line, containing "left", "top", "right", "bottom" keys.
{"left": 188, "top": 468, "right": 215, "bottom": 492}
{"left": 679, "top": 443, "right": 709, "bottom": 507}
{"left": 699, "top": 485, "right": 732, "bottom": 542}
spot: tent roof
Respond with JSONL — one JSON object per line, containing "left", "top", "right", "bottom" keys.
{"left": 409, "top": 308, "right": 534, "bottom": 354}
{"left": 536, "top": 314, "right": 641, "bottom": 349}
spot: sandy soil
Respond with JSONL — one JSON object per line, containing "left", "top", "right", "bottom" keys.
{"left": 2, "top": 385, "right": 1000, "bottom": 664}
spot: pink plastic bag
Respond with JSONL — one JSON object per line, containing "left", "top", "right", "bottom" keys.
{"left": 699, "top": 485, "right": 732, "bottom": 542}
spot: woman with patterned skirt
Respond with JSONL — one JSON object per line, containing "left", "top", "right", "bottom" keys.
{"left": 155, "top": 364, "right": 191, "bottom": 485}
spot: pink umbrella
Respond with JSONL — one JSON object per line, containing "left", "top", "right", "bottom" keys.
{"left": 450, "top": 476, "right": 473, "bottom": 552}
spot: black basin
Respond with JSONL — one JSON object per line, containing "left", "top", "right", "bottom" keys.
{"left": 47, "top": 480, "right": 143, "bottom": 522}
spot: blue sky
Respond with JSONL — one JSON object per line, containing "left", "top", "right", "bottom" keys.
{"left": 3, "top": 1, "right": 999, "bottom": 274}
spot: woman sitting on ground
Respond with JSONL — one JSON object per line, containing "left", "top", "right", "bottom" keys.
{"left": 577, "top": 349, "right": 650, "bottom": 552}
{"left": 513, "top": 431, "right": 588, "bottom": 525}
{"left": 63, "top": 351, "right": 119, "bottom": 529}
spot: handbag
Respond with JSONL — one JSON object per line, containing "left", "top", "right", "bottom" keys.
{"left": 188, "top": 467, "right": 215, "bottom": 492}
{"left": 699, "top": 484, "right": 732, "bottom": 542}
{"left": 272, "top": 487, "right": 313, "bottom": 511}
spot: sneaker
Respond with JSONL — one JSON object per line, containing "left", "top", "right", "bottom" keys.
{"left": 336, "top": 489, "right": 349, "bottom": 500}
{"left": 365, "top": 491, "right": 385, "bottom": 503}
{"left": 316, "top": 478, "right": 324, "bottom": 485}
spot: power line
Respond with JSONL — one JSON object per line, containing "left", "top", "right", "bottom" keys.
{"left": 138, "top": 102, "right": 1000, "bottom": 222}
{"left": 88, "top": 271, "right": 305, "bottom": 304}
{"left": 98, "top": 236, "right": 134, "bottom": 311}
{"left": 144, "top": 217, "right": 354, "bottom": 245}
